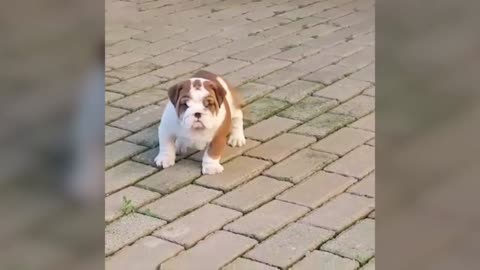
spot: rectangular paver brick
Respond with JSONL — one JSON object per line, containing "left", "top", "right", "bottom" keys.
{"left": 245, "top": 223, "right": 334, "bottom": 269}
{"left": 196, "top": 156, "right": 272, "bottom": 191}
{"left": 349, "top": 64, "right": 375, "bottom": 83}
{"left": 303, "top": 64, "right": 357, "bottom": 86}
{"left": 311, "top": 127, "right": 374, "bottom": 155}
{"left": 150, "top": 61, "right": 204, "bottom": 79}
{"left": 147, "top": 49, "right": 198, "bottom": 67}
{"left": 255, "top": 69, "right": 304, "bottom": 88}
{"left": 268, "top": 80, "right": 324, "bottom": 103}
{"left": 153, "top": 204, "right": 241, "bottom": 248}
{"left": 106, "top": 52, "right": 150, "bottom": 69}
{"left": 223, "top": 58, "right": 291, "bottom": 86}
{"left": 278, "top": 96, "right": 338, "bottom": 122}
{"left": 243, "top": 97, "right": 290, "bottom": 125}
{"left": 277, "top": 171, "right": 356, "bottom": 208}
{"left": 105, "top": 106, "right": 129, "bottom": 124}
{"left": 106, "top": 236, "right": 183, "bottom": 270}
{"left": 189, "top": 139, "right": 260, "bottom": 164}
{"left": 105, "top": 141, "right": 147, "bottom": 169}
{"left": 111, "top": 88, "right": 167, "bottom": 111}
{"left": 107, "top": 74, "right": 167, "bottom": 95}
{"left": 350, "top": 113, "right": 375, "bottom": 131}
{"left": 330, "top": 95, "right": 375, "bottom": 118}
{"left": 138, "top": 159, "right": 202, "bottom": 194}
{"left": 300, "top": 193, "right": 374, "bottom": 232}
{"left": 111, "top": 105, "right": 163, "bottom": 132}
{"left": 264, "top": 149, "right": 337, "bottom": 184}
{"left": 237, "top": 82, "right": 276, "bottom": 104}
{"left": 181, "top": 36, "right": 232, "bottom": 52}
{"left": 313, "top": 78, "right": 371, "bottom": 102}
{"left": 204, "top": 58, "right": 251, "bottom": 76}
{"left": 108, "top": 61, "right": 157, "bottom": 81}
{"left": 161, "top": 231, "right": 257, "bottom": 270}
{"left": 223, "top": 258, "right": 279, "bottom": 270}
{"left": 105, "top": 213, "right": 165, "bottom": 256}
{"left": 363, "top": 86, "right": 375, "bottom": 96}
{"left": 105, "top": 186, "right": 161, "bottom": 222}
{"left": 290, "top": 250, "right": 359, "bottom": 270}
{"left": 141, "top": 185, "right": 221, "bottom": 221}
{"left": 106, "top": 39, "right": 149, "bottom": 56}
{"left": 135, "top": 39, "right": 187, "bottom": 56}
{"left": 324, "top": 145, "right": 374, "bottom": 179}
{"left": 347, "top": 172, "right": 375, "bottom": 197}
{"left": 105, "top": 91, "right": 124, "bottom": 104}
{"left": 361, "top": 258, "right": 375, "bottom": 270}
{"left": 337, "top": 47, "right": 374, "bottom": 70}
{"left": 105, "top": 126, "right": 131, "bottom": 145}
{"left": 225, "top": 200, "right": 309, "bottom": 241}
{"left": 105, "top": 161, "right": 157, "bottom": 194}
{"left": 291, "top": 113, "right": 355, "bottom": 139}
{"left": 245, "top": 116, "right": 301, "bottom": 142}
{"left": 246, "top": 133, "right": 316, "bottom": 163}
{"left": 321, "top": 219, "right": 375, "bottom": 263}
{"left": 125, "top": 125, "right": 158, "bottom": 148}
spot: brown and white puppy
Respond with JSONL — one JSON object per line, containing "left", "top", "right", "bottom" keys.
{"left": 154, "top": 70, "right": 246, "bottom": 174}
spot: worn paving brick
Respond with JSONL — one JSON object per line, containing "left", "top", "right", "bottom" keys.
{"left": 106, "top": 236, "right": 184, "bottom": 270}
{"left": 203, "top": 58, "right": 251, "bottom": 76}
{"left": 363, "top": 86, "right": 375, "bottom": 96}
{"left": 135, "top": 39, "right": 187, "bottom": 56}
{"left": 196, "top": 156, "right": 272, "bottom": 191}
{"left": 300, "top": 193, "right": 374, "bottom": 232}
{"left": 223, "top": 258, "right": 279, "bottom": 270}
{"left": 108, "top": 61, "right": 157, "bottom": 80}
{"left": 313, "top": 78, "right": 371, "bottom": 102}
{"left": 267, "top": 80, "right": 324, "bottom": 103}
{"left": 243, "top": 97, "right": 290, "bottom": 125}
{"left": 138, "top": 159, "right": 202, "bottom": 194}
{"left": 349, "top": 63, "right": 375, "bottom": 83}
{"left": 150, "top": 61, "right": 204, "bottom": 79}
{"left": 189, "top": 139, "right": 260, "bottom": 163}
{"left": 181, "top": 36, "right": 232, "bottom": 52}
{"left": 246, "top": 133, "right": 316, "bottom": 163}
{"left": 255, "top": 68, "right": 304, "bottom": 88}
{"left": 110, "top": 105, "right": 163, "bottom": 132}
{"left": 111, "top": 88, "right": 168, "bottom": 111}
{"left": 337, "top": 47, "right": 374, "bottom": 70}
{"left": 245, "top": 223, "right": 335, "bottom": 269}
{"left": 107, "top": 74, "right": 168, "bottom": 95}
{"left": 146, "top": 49, "right": 198, "bottom": 67}
{"left": 292, "top": 113, "right": 355, "bottom": 139}
{"left": 105, "top": 91, "right": 124, "bottom": 104}
{"left": 224, "top": 58, "right": 291, "bottom": 86}
{"left": 278, "top": 96, "right": 338, "bottom": 122}
{"left": 324, "top": 145, "right": 374, "bottom": 179}
{"left": 366, "top": 137, "right": 375, "bottom": 146}
{"left": 361, "top": 258, "right": 375, "bottom": 270}
{"left": 105, "top": 126, "right": 131, "bottom": 145}
{"left": 311, "top": 127, "right": 374, "bottom": 155}
{"left": 237, "top": 82, "right": 276, "bottom": 104}
{"left": 348, "top": 172, "right": 375, "bottom": 198}
{"left": 105, "top": 186, "right": 161, "bottom": 222}
{"left": 232, "top": 45, "right": 283, "bottom": 63}
{"left": 125, "top": 125, "right": 158, "bottom": 148}
{"left": 154, "top": 204, "right": 241, "bottom": 248}
{"left": 140, "top": 185, "right": 222, "bottom": 221}
{"left": 132, "top": 147, "right": 159, "bottom": 166}
{"left": 225, "top": 200, "right": 309, "bottom": 241}
{"left": 106, "top": 52, "right": 151, "bottom": 69}
{"left": 105, "top": 213, "right": 165, "bottom": 256}
{"left": 105, "top": 160, "right": 157, "bottom": 194}
{"left": 214, "top": 176, "right": 292, "bottom": 213}
{"left": 245, "top": 116, "right": 300, "bottom": 142}
{"left": 161, "top": 231, "right": 257, "bottom": 270}
{"left": 350, "top": 113, "right": 375, "bottom": 131}
{"left": 132, "top": 26, "right": 186, "bottom": 42}
{"left": 105, "top": 141, "right": 147, "bottom": 169}
{"left": 277, "top": 171, "right": 356, "bottom": 208}
{"left": 303, "top": 64, "right": 358, "bottom": 85}
{"left": 105, "top": 106, "right": 129, "bottom": 124}
{"left": 290, "top": 250, "right": 359, "bottom": 270}
{"left": 263, "top": 149, "right": 337, "bottom": 184}
{"left": 323, "top": 41, "right": 366, "bottom": 58}
{"left": 330, "top": 95, "right": 375, "bottom": 118}
{"left": 321, "top": 219, "right": 375, "bottom": 263}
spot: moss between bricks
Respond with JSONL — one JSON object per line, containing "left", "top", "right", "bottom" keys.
{"left": 243, "top": 97, "right": 290, "bottom": 125}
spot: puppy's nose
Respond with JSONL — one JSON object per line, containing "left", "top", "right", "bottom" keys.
{"left": 194, "top": 112, "right": 201, "bottom": 119}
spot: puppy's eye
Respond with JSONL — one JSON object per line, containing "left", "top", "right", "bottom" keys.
{"left": 180, "top": 100, "right": 189, "bottom": 107}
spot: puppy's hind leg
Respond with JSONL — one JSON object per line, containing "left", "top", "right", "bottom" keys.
{"left": 228, "top": 108, "right": 246, "bottom": 147}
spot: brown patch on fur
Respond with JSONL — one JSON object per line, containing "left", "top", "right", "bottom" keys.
{"left": 192, "top": 70, "right": 244, "bottom": 109}
{"left": 207, "top": 98, "right": 232, "bottom": 159}
{"left": 168, "top": 80, "right": 191, "bottom": 117}
{"left": 203, "top": 80, "right": 225, "bottom": 114}
{"left": 223, "top": 79, "right": 244, "bottom": 109}
{"left": 193, "top": 79, "right": 202, "bottom": 89}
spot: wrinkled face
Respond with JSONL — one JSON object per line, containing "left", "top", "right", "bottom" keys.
{"left": 168, "top": 78, "right": 226, "bottom": 130}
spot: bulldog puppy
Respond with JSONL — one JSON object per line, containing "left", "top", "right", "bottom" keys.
{"left": 154, "top": 70, "right": 246, "bottom": 175}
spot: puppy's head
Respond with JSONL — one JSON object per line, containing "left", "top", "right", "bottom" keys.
{"left": 168, "top": 78, "right": 226, "bottom": 130}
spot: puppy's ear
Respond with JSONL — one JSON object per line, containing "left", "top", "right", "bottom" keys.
{"left": 168, "top": 82, "right": 184, "bottom": 106}
{"left": 210, "top": 81, "right": 227, "bottom": 106}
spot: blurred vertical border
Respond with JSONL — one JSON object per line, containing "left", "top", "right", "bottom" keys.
{"left": 377, "top": 0, "right": 480, "bottom": 269}
{"left": 0, "top": 0, "right": 104, "bottom": 269}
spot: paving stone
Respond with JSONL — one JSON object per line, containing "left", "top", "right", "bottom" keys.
{"left": 225, "top": 200, "right": 309, "bottom": 240}
{"left": 135, "top": 39, "right": 188, "bottom": 56}
{"left": 154, "top": 204, "right": 241, "bottom": 247}
{"left": 363, "top": 86, "right": 375, "bottom": 96}
{"left": 150, "top": 61, "right": 204, "bottom": 79}
{"left": 140, "top": 185, "right": 222, "bottom": 221}
{"left": 105, "top": 141, "right": 147, "bottom": 169}
{"left": 337, "top": 47, "right": 374, "bottom": 70}
{"left": 138, "top": 159, "right": 202, "bottom": 194}
{"left": 323, "top": 41, "right": 366, "bottom": 58}
{"left": 146, "top": 49, "right": 198, "bottom": 67}
{"left": 350, "top": 113, "right": 375, "bottom": 131}
{"left": 324, "top": 145, "right": 374, "bottom": 179}
{"left": 161, "top": 231, "right": 257, "bottom": 270}
{"left": 300, "top": 193, "right": 374, "bottom": 232}
{"left": 189, "top": 139, "right": 260, "bottom": 163}
{"left": 132, "top": 26, "right": 186, "bottom": 42}
{"left": 291, "top": 113, "right": 355, "bottom": 139}
{"left": 111, "top": 105, "right": 163, "bottom": 132}
{"left": 125, "top": 125, "right": 158, "bottom": 147}
{"left": 106, "top": 52, "right": 150, "bottom": 69}
{"left": 222, "top": 258, "right": 279, "bottom": 270}
{"left": 105, "top": 91, "right": 124, "bottom": 104}
{"left": 105, "top": 186, "right": 161, "bottom": 222}
{"left": 105, "top": 213, "right": 165, "bottom": 256}
{"left": 321, "top": 219, "right": 375, "bottom": 263}
{"left": 105, "top": 160, "right": 157, "bottom": 194}
{"left": 267, "top": 80, "right": 324, "bottom": 103}
{"left": 196, "top": 156, "right": 272, "bottom": 191}
{"left": 368, "top": 211, "right": 375, "bottom": 218}
{"left": 107, "top": 74, "right": 168, "bottom": 95}
{"left": 245, "top": 223, "right": 334, "bottom": 269}
{"left": 360, "top": 258, "right": 375, "bottom": 270}
{"left": 349, "top": 64, "right": 375, "bottom": 83}
{"left": 105, "top": 126, "right": 131, "bottom": 145}
{"left": 255, "top": 69, "right": 304, "bottom": 88}
{"left": 105, "top": 106, "right": 129, "bottom": 124}
{"left": 278, "top": 96, "right": 338, "bottom": 122}
{"left": 108, "top": 61, "right": 158, "bottom": 80}
{"left": 232, "top": 45, "right": 283, "bottom": 63}
{"left": 246, "top": 133, "right": 316, "bottom": 163}
{"left": 106, "top": 236, "right": 183, "bottom": 270}
{"left": 132, "top": 147, "right": 159, "bottom": 166}
{"left": 311, "top": 127, "right": 374, "bottom": 155}
{"left": 111, "top": 88, "right": 168, "bottom": 110}
{"left": 290, "top": 250, "right": 359, "bottom": 270}
{"left": 223, "top": 58, "right": 291, "bottom": 86}
{"left": 214, "top": 176, "right": 292, "bottom": 213}
{"left": 245, "top": 116, "right": 300, "bottom": 142}
{"left": 106, "top": 28, "right": 143, "bottom": 45}
{"left": 204, "top": 58, "right": 251, "bottom": 76}
{"left": 263, "top": 149, "right": 337, "bottom": 184}
{"left": 243, "top": 97, "right": 290, "bottom": 125}
{"left": 303, "top": 64, "right": 357, "bottom": 85}
{"left": 330, "top": 95, "right": 375, "bottom": 118}
{"left": 181, "top": 36, "right": 232, "bottom": 52}
{"left": 366, "top": 138, "right": 375, "bottom": 146}
{"left": 277, "top": 171, "right": 356, "bottom": 208}
{"left": 237, "top": 83, "right": 276, "bottom": 104}
{"left": 348, "top": 172, "right": 375, "bottom": 197}
{"left": 313, "top": 78, "right": 371, "bottom": 102}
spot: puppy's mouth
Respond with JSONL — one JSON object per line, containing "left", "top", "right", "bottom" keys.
{"left": 191, "top": 120, "right": 206, "bottom": 129}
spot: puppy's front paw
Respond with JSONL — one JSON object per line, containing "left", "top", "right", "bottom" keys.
{"left": 202, "top": 163, "right": 224, "bottom": 175}
{"left": 228, "top": 133, "right": 246, "bottom": 147}
{"left": 154, "top": 154, "right": 175, "bottom": 168}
